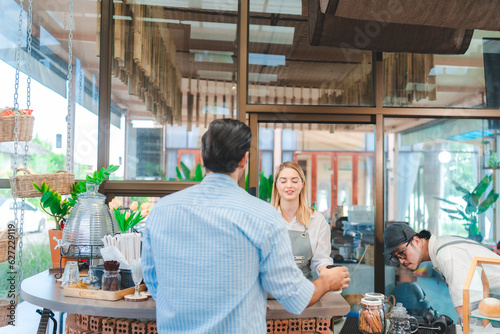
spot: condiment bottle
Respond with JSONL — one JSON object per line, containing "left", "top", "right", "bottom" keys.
{"left": 359, "top": 297, "right": 385, "bottom": 334}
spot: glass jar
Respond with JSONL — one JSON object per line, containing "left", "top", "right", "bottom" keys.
{"left": 387, "top": 302, "right": 418, "bottom": 334}
{"left": 364, "top": 292, "right": 389, "bottom": 333}
{"left": 86, "top": 265, "right": 101, "bottom": 290}
{"left": 359, "top": 297, "right": 385, "bottom": 334}
{"left": 102, "top": 270, "right": 121, "bottom": 291}
{"left": 62, "top": 182, "right": 116, "bottom": 258}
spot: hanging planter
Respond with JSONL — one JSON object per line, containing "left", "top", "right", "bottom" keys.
{"left": 10, "top": 168, "right": 75, "bottom": 198}
{"left": 0, "top": 228, "right": 18, "bottom": 264}
{"left": 0, "top": 109, "right": 34, "bottom": 142}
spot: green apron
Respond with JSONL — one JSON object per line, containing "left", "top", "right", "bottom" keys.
{"left": 289, "top": 228, "right": 314, "bottom": 281}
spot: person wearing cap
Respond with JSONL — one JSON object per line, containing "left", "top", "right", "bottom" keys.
{"left": 383, "top": 223, "right": 500, "bottom": 316}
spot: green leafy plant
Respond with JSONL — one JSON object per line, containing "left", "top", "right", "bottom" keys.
{"left": 488, "top": 151, "right": 500, "bottom": 169}
{"left": 109, "top": 199, "right": 150, "bottom": 233}
{"left": 32, "top": 165, "right": 120, "bottom": 230}
{"left": 32, "top": 181, "right": 72, "bottom": 229}
{"left": 243, "top": 172, "right": 274, "bottom": 202}
{"left": 175, "top": 162, "right": 204, "bottom": 181}
{"left": 258, "top": 172, "right": 274, "bottom": 202}
{"left": 435, "top": 174, "right": 499, "bottom": 239}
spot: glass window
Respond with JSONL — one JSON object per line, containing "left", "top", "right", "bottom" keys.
{"left": 257, "top": 121, "right": 378, "bottom": 297}
{"left": 383, "top": 30, "right": 500, "bottom": 108}
{"left": 384, "top": 117, "right": 500, "bottom": 323}
{"left": 110, "top": 2, "right": 237, "bottom": 180}
{"left": 248, "top": 0, "right": 373, "bottom": 106}
{"left": 0, "top": 0, "right": 100, "bottom": 299}
{"left": 0, "top": 0, "right": 99, "bottom": 178}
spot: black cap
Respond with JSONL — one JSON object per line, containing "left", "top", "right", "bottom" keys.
{"left": 383, "top": 223, "right": 416, "bottom": 255}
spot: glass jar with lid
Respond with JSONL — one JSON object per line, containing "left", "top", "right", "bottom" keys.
{"left": 359, "top": 297, "right": 385, "bottom": 334}
{"left": 386, "top": 302, "right": 418, "bottom": 334}
{"left": 102, "top": 270, "right": 121, "bottom": 291}
{"left": 364, "top": 292, "right": 390, "bottom": 332}
{"left": 62, "top": 182, "right": 115, "bottom": 260}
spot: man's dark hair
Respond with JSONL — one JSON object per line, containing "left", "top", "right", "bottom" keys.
{"left": 201, "top": 119, "right": 252, "bottom": 173}
{"left": 416, "top": 230, "right": 431, "bottom": 240}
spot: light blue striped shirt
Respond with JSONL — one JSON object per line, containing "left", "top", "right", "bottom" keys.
{"left": 142, "top": 173, "right": 314, "bottom": 333}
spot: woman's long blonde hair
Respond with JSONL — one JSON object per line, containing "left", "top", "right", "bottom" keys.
{"left": 271, "top": 161, "right": 313, "bottom": 226}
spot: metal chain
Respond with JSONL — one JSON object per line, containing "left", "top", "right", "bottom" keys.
{"left": 11, "top": 0, "right": 24, "bottom": 301}
{"left": 79, "top": 63, "right": 83, "bottom": 105}
{"left": 16, "top": 0, "right": 34, "bottom": 296}
{"left": 66, "top": 0, "right": 74, "bottom": 173}
{"left": 26, "top": 0, "right": 32, "bottom": 111}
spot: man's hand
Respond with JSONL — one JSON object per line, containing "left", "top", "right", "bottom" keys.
{"left": 308, "top": 266, "right": 350, "bottom": 307}
{"left": 324, "top": 266, "right": 350, "bottom": 292}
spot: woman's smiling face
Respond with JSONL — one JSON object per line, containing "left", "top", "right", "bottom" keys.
{"left": 276, "top": 167, "right": 304, "bottom": 202}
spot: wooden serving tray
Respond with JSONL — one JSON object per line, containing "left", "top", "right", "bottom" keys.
{"left": 62, "top": 284, "right": 146, "bottom": 301}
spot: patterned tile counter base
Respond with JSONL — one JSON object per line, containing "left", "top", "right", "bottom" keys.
{"left": 65, "top": 314, "right": 158, "bottom": 334}
{"left": 67, "top": 314, "right": 331, "bottom": 334}
{"left": 266, "top": 317, "right": 332, "bottom": 334}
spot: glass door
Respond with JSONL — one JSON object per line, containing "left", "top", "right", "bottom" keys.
{"left": 294, "top": 152, "right": 374, "bottom": 223}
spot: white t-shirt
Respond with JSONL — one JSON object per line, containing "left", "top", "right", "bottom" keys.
{"left": 428, "top": 234, "right": 500, "bottom": 307}
{"left": 282, "top": 211, "right": 333, "bottom": 276}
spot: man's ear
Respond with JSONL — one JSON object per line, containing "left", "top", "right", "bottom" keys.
{"left": 239, "top": 151, "right": 249, "bottom": 169}
{"left": 412, "top": 236, "right": 420, "bottom": 247}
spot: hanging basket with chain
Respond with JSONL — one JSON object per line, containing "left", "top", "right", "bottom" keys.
{"left": 0, "top": 228, "right": 19, "bottom": 264}
{"left": 10, "top": 168, "right": 75, "bottom": 198}
{"left": 0, "top": 109, "right": 34, "bottom": 142}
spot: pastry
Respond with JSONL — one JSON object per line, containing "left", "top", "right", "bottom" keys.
{"left": 478, "top": 297, "right": 500, "bottom": 318}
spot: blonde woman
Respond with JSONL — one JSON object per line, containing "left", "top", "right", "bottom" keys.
{"left": 271, "top": 161, "right": 333, "bottom": 280}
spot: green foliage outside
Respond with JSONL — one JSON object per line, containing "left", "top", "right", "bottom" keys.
{"left": 258, "top": 172, "right": 274, "bottom": 202}
{"left": 28, "top": 134, "right": 65, "bottom": 174}
{"left": 435, "top": 174, "right": 499, "bottom": 238}
{"left": 244, "top": 172, "right": 274, "bottom": 203}
{"left": 177, "top": 162, "right": 204, "bottom": 181}
{"left": 0, "top": 240, "right": 51, "bottom": 301}
{"left": 164, "top": 162, "right": 205, "bottom": 181}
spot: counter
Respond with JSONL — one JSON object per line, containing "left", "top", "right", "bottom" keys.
{"left": 21, "top": 270, "right": 156, "bottom": 319}
{"left": 22, "top": 270, "right": 350, "bottom": 320}
{"left": 267, "top": 292, "right": 350, "bottom": 319}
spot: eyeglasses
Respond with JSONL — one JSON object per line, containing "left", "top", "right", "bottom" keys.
{"left": 390, "top": 240, "right": 412, "bottom": 263}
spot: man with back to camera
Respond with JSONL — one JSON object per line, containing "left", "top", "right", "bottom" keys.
{"left": 142, "top": 119, "right": 350, "bottom": 333}
{"left": 384, "top": 223, "right": 500, "bottom": 317}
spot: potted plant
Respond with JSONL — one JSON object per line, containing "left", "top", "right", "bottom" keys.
{"left": 435, "top": 174, "right": 499, "bottom": 242}
{"left": 33, "top": 165, "right": 119, "bottom": 268}
{"left": 108, "top": 198, "right": 151, "bottom": 233}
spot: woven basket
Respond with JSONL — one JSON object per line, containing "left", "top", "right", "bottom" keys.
{"left": 0, "top": 115, "right": 34, "bottom": 142}
{"left": 10, "top": 168, "right": 75, "bottom": 198}
{"left": 0, "top": 298, "right": 14, "bottom": 327}
{"left": 0, "top": 229, "right": 19, "bottom": 264}
{"left": 343, "top": 293, "right": 363, "bottom": 306}
{"left": 364, "top": 244, "right": 374, "bottom": 265}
